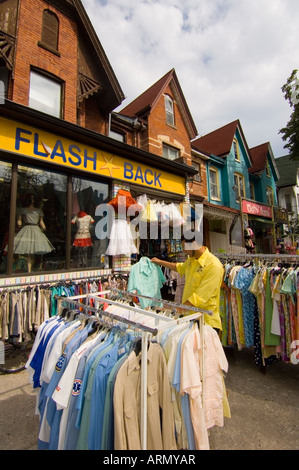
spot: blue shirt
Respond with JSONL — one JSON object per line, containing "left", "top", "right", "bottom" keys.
{"left": 46, "top": 326, "right": 91, "bottom": 450}
{"left": 63, "top": 332, "right": 107, "bottom": 450}
{"left": 172, "top": 326, "right": 196, "bottom": 451}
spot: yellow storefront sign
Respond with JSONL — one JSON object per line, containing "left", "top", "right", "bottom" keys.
{"left": 0, "top": 116, "right": 186, "bottom": 195}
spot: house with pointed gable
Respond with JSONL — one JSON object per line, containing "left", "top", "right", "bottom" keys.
{"left": 248, "top": 142, "right": 282, "bottom": 253}
{"left": 249, "top": 142, "right": 279, "bottom": 207}
{"left": 192, "top": 120, "right": 286, "bottom": 254}
{"left": 111, "top": 68, "right": 207, "bottom": 202}
{"left": 0, "top": 1, "right": 197, "bottom": 278}
{"left": 191, "top": 120, "right": 250, "bottom": 254}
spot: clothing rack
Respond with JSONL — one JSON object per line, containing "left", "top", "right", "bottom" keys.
{"left": 0, "top": 276, "right": 103, "bottom": 290}
{"left": 57, "top": 290, "right": 210, "bottom": 450}
{"left": 216, "top": 253, "right": 299, "bottom": 263}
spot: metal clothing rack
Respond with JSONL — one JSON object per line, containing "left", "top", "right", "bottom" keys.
{"left": 57, "top": 290, "right": 211, "bottom": 451}
{"left": 216, "top": 253, "right": 299, "bottom": 263}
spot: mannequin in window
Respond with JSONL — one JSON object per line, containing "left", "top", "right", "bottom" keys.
{"left": 71, "top": 211, "right": 94, "bottom": 267}
{"left": 14, "top": 193, "right": 55, "bottom": 272}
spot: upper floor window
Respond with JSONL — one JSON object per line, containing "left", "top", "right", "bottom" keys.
{"left": 163, "top": 143, "right": 180, "bottom": 161}
{"left": 233, "top": 138, "right": 240, "bottom": 161}
{"left": 266, "top": 186, "right": 274, "bottom": 206}
{"left": 39, "top": 10, "right": 60, "bottom": 55}
{"left": 165, "top": 95, "right": 175, "bottom": 126}
{"left": 234, "top": 172, "right": 245, "bottom": 202}
{"left": 109, "top": 129, "right": 126, "bottom": 142}
{"left": 209, "top": 166, "right": 220, "bottom": 200}
{"left": 192, "top": 161, "right": 201, "bottom": 182}
{"left": 285, "top": 193, "right": 292, "bottom": 212}
{"left": 29, "top": 69, "right": 63, "bottom": 118}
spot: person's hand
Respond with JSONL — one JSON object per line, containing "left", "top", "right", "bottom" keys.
{"left": 151, "top": 257, "right": 161, "bottom": 265}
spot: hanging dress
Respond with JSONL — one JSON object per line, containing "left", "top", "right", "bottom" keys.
{"left": 14, "top": 208, "right": 55, "bottom": 255}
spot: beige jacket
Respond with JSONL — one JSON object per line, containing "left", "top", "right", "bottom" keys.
{"left": 113, "top": 341, "right": 177, "bottom": 450}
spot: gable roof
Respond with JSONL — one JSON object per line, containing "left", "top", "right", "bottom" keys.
{"left": 192, "top": 120, "right": 240, "bottom": 157}
{"left": 192, "top": 119, "right": 252, "bottom": 167}
{"left": 53, "top": 0, "right": 125, "bottom": 113}
{"left": 249, "top": 142, "right": 270, "bottom": 173}
{"left": 249, "top": 142, "right": 279, "bottom": 181}
{"left": 276, "top": 154, "right": 298, "bottom": 188}
{"left": 120, "top": 68, "right": 198, "bottom": 138}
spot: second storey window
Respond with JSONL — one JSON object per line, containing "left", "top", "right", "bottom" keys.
{"left": 209, "top": 167, "right": 220, "bottom": 200}
{"left": 165, "top": 95, "right": 175, "bottom": 126}
{"left": 233, "top": 138, "right": 240, "bottom": 161}
{"left": 29, "top": 70, "right": 63, "bottom": 118}
{"left": 192, "top": 161, "right": 201, "bottom": 182}
{"left": 234, "top": 172, "right": 245, "bottom": 202}
{"left": 39, "top": 9, "right": 59, "bottom": 54}
{"left": 163, "top": 143, "right": 180, "bottom": 161}
{"left": 266, "top": 186, "right": 274, "bottom": 206}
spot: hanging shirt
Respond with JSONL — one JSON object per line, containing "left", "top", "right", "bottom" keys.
{"left": 113, "top": 342, "right": 177, "bottom": 451}
{"left": 127, "top": 257, "right": 166, "bottom": 309}
{"left": 176, "top": 248, "right": 224, "bottom": 330}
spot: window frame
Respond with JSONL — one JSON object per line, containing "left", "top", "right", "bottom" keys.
{"left": 266, "top": 186, "right": 274, "bottom": 206}
{"left": 209, "top": 166, "right": 221, "bottom": 201}
{"left": 234, "top": 172, "right": 245, "bottom": 203}
{"left": 233, "top": 138, "right": 240, "bottom": 161}
{"left": 38, "top": 9, "right": 60, "bottom": 56}
{"left": 164, "top": 94, "right": 175, "bottom": 126}
{"left": 191, "top": 161, "right": 201, "bottom": 182}
{"left": 29, "top": 68, "right": 64, "bottom": 118}
{"left": 249, "top": 182, "right": 255, "bottom": 201}
{"left": 2, "top": 158, "right": 111, "bottom": 277}
{"left": 162, "top": 143, "right": 180, "bottom": 161}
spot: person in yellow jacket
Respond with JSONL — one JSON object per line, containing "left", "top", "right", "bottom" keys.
{"left": 151, "top": 233, "right": 224, "bottom": 331}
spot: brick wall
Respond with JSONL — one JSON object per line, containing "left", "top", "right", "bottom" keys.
{"left": 11, "top": 0, "right": 107, "bottom": 132}
{"left": 13, "top": 0, "right": 78, "bottom": 122}
{"left": 146, "top": 84, "right": 192, "bottom": 165}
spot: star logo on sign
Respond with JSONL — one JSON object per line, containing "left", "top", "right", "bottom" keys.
{"left": 100, "top": 155, "right": 120, "bottom": 177}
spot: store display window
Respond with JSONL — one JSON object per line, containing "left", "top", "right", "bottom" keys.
{"left": 71, "top": 176, "right": 109, "bottom": 269}
{"left": 13, "top": 164, "right": 67, "bottom": 273}
{"left": 0, "top": 159, "right": 110, "bottom": 276}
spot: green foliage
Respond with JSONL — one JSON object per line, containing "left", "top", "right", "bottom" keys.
{"left": 279, "top": 69, "right": 299, "bottom": 161}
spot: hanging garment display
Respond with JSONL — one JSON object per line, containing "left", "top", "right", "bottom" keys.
{"left": 71, "top": 212, "right": 94, "bottom": 247}
{"left": 25, "top": 291, "right": 230, "bottom": 451}
{"left": 107, "top": 189, "right": 143, "bottom": 215}
{"left": 13, "top": 207, "right": 55, "bottom": 255}
{"left": 127, "top": 256, "right": 165, "bottom": 308}
{"left": 219, "top": 255, "right": 299, "bottom": 367}
{"left": 105, "top": 219, "right": 138, "bottom": 257}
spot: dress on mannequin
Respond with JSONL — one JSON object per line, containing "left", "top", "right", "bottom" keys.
{"left": 13, "top": 194, "right": 55, "bottom": 272}
{"left": 72, "top": 211, "right": 95, "bottom": 267}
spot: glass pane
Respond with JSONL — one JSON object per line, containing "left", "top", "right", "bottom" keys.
{"left": 13, "top": 165, "right": 67, "bottom": 273}
{"left": 0, "top": 160, "right": 12, "bottom": 275}
{"left": 165, "top": 96, "right": 174, "bottom": 125}
{"left": 29, "top": 70, "right": 62, "bottom": 118}
{"left": 71, "top": 177, "right": 109, "bottom": 269}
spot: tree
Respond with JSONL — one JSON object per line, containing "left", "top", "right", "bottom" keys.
{"left": 279, "top": 69, "right": 299, "bottom": 161}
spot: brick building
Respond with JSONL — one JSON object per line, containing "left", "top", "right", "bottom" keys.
{"left": 0, "top": 0, "right": 196, "bottom": 280}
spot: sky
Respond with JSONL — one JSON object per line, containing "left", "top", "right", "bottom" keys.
{"left": 82, "top": 0, "right": 299, "bottom": 159}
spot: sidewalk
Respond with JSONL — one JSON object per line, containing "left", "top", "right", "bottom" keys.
{"left": 0, "top": 348, "right": 298, "bottom": 450}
